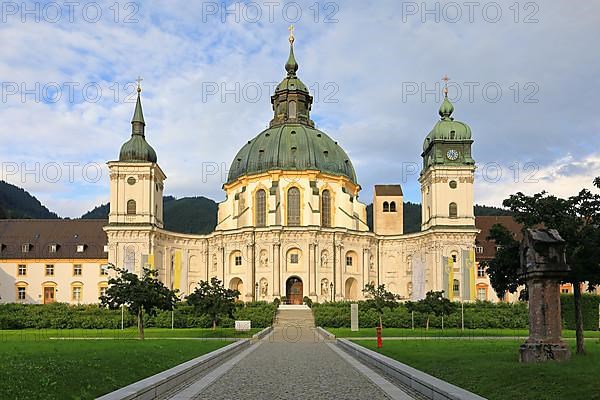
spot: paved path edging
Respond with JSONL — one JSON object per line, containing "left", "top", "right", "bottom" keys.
{"left": 251, "top": 326, "right": 273, "bottom": 341}
{"left": 96, "top": 339, "right": 250, "bottom": 400}
{"left": 337, "top": 338, "right": 487, "bottom": 400}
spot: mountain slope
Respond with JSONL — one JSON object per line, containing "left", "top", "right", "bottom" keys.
{"left": 81, "top": 196, "right": 218, "bottom": 234}
{"left": 0, "top": 180, "right": 59, "bottom": 219}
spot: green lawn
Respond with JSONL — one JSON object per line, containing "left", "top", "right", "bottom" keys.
{"left": 357, "top": 339, "right": 600, "bottom": 400}
{"left": 327, "top": 327, "right": 600, "bottom": 338}
{"left": 0, "top": 338, "right": 231, "bottom": 400}
{"left": 0, "top": 327, "right": 260, "bottom": 341}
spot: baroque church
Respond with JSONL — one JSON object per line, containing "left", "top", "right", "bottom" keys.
{"left": 105, "top": 32, "right": 478, "bottom": 304}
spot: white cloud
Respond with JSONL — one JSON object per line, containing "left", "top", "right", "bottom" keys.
{"left": 0, "top": 0, "right": 599, "bottom": 217}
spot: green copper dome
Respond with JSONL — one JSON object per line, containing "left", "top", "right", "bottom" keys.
{"left": 227, "top": 32, "right": 357, "bottom": 185}
{"left": 227, "top": 123, "right": 357, "bottom": 184}
{"left": 119, "top": 89, "right": 158, "bottom": 163}
{"left": 422, "top": 95, "right": 472, "bottom": 152}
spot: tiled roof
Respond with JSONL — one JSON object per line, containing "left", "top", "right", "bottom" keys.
{"left": 0, "top": 219, "right": 108, "bottom": 259}
{"left": 475, "top": 216, "right": 522, "bottom": 261}
{"left": 374, "top": 185, "right": 403, "bottom": 196}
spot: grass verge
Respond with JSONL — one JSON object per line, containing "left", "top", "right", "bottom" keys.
{"left": 327, "top": 327, "right": 600, "bottom": 338}
{"left": 0, "top": 338, "right": 231, "bottom": 400}
{"left": 357, "top": 339, "right": 600, "bottom": 400}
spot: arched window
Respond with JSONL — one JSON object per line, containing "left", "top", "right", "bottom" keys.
{"left": 390, "top": 201, "right": 397, "bottom": 212}
{"left": 255, "top": 189, "right": 266, "bottom": 227}
{"left": 288, "top": 100, "right": 297, "bottom": 118}
{"left": 321, "top": 190, "right": 331, "bottom": 227}
{"left": 287, "top": 187, "right": 300, "bottom": 226}
{"left": 449, "top": 202, "right": 458, "bottom": 218}
{"left": 383, "top": 201, "right": 389, "bottom": 212}
{"left": 453, "top": 279, "right": 460, "bottom": 296}
{"left": 127, "top": 199, "right": 136, "bottom": 215}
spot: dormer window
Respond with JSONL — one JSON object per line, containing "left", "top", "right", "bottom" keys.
{"left": 103, "top": 245, "right": 109, "bottom": 253}
{"left": 21, "top": 243, "right": 31, "bottom": 253}
{"left": 49, "top": 244, "right": 58, "bottom": 253}
{"left": 76, "top": 244, "right": 86, "bottom": 253}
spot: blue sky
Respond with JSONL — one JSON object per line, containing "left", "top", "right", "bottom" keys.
{"left": 0, "top": 0, "right": 599, "bottom": 217}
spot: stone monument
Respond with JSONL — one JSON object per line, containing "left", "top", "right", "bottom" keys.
{"left": 519, "top": 228, "right": 571, "bottom": 362}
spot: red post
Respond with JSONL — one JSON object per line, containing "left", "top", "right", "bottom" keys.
{"left": 376, "top": 326, "right": 382, "bottom": 348}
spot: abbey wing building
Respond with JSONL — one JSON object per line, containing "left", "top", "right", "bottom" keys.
{"left": 105, "top": 37, "right": 478, "bottom": 304}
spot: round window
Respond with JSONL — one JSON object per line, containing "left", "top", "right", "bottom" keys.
{"left": 127, "top": 177, "right": 136, "bottom": 185}
{"left": 449, "top": 180, "right": 457, "bottom": 189}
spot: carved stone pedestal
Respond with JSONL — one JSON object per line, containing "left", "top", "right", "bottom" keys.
{"left": 519, "top": 229, "right": 572, "bottom": 363}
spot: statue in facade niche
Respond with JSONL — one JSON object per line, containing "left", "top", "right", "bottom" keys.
{"left": 321, "top": 251, "right": 328, "bottom": 268}
{"left": 211, "top": 254, "right": 217, "bottom": 272}
{"left": 260, "top": 250, "right": 269, "bottom": 268}
{"left": 260, "top": 280, "right": 268, "bottom": 297}
{"left": 321, "top": 279, "right": 329, "bottom": 296}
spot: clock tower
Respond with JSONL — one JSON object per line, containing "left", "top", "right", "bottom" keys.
{"left": 419, "top": 91, "right": 475, "bottom": 231}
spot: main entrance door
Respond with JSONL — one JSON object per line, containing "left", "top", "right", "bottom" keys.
{"left": 286, "top": 277, "right": 303, "bottom": 305}
{"left": 43, "top": 287, "right": 55, "bottom": 304}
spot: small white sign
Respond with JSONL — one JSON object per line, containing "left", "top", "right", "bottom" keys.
{"left": 235, "top": 320, "right": 251, "bottom": 331}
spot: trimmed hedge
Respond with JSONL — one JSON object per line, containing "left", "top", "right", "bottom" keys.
{"left": 561, "top": 294, "right": 600, "bottom": 330}
{"left": 0, "top": 301, "right": 276, "bottom": 330}
{"left": 313, "top": 301, "right": 529, "bottom": 329}
{"left": 313, "top": 296, "right": 600, "bottom": 329}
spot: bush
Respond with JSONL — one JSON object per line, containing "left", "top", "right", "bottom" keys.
{"left": 561, "top": 294, "right": 600, "bottom": 331}
{"left": 303, "top": 297, "right": 313, "bottom": 308}
{"left": 312, "top": 300, "right": 531, "bottom": 329}
{"left": 0, "top": 301, "right": 278, "bottom": 330}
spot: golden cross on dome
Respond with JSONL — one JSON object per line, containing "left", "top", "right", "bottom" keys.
{"left": 442, "top": 74, "right": 450, "bottom": 96}
{"left": 136, "top": 76, "right": 143, "bottom": 93}
{"left": 288, "top": 24, "right": 295, "bottom": 45}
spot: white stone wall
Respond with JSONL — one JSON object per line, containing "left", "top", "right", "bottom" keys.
{"left": 217, "top": 173, "right": 368, "bottom": 232}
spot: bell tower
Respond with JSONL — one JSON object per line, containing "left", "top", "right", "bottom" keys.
{"left": 107, "top": 81, "right": 165, "bottom": 228}
{"left": 419, "top": 81, "right": 475, "bottom": 231}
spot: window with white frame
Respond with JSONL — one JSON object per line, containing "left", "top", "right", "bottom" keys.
{"left": 73, "top": 264, "right": 82, "bottom": 276}
{"left": 477, "top": 287, "right": 487, "bottom": 301}
{"left": 477, "top": 265, "right": 486, "bottom": 278}
{"left": 235, "top": 256, "right": 242, "bottom": 266}
{"left": 72, "top": 286, "right": 82, "bottom": 302}
{"left": 76, "top": 244, "right": 85, "bottom": 253}
{"left": 17, "top": 265, "right": 27, "bottom": 276}
{"left": 100, "top": 265, "right": 109, "bottom": 276}
{"left": 453, "top": 279, "right": 460, "bottom": 296}
{"left": 45, "top": 264, "right": 54, "bottom": 276}
{"left": 99, "top": 285, "right": 108, "bottom": 298}
{"left": 475, "top": 246, "right": 484, "bottom": 254}
{"left": 346, "top": 256, "right": 353, "bottom": 267}
{"left": 17, "top": 286, "right": 26, "bottom": 300}
{"left": 49, "top": 244, "right": 58, "bottom": 253}
{"left": 290, "top": 253, "right": 299, "bottom": 264}
{"left": 22, "top": 244, "right": 30, "bottom": 253}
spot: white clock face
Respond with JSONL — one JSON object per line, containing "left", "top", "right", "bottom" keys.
{"left": 447, "top": 149, "right": 459, "bottom": 161}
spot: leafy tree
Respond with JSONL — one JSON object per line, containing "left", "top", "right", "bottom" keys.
{"left": 481, "top": 224, "right": 523, "bottom": 300}
{"left": 495, "top": 182, "right": 600, "bottom": 354}
{"left": 187, "top": 277, "right": 240, "bottom": 330}
{"left": 362, "top": 283, "right": 400, "bottom": 327}
{"left": 100, "top": 265, "right": 179, "bottom": 340}
{"left": 406, "top": 290, "right": 455, "bottom": 330}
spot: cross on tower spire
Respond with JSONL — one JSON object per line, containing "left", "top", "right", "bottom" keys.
{"left": 136, "top": 76, "right": 143, "bottom": 93}
{"left": 442, "top": 74, "right": 450, "bottom": 97}
{"left": 288, "top": 24, "right": 295, "bottom": 45}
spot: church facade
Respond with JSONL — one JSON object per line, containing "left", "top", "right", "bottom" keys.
{"left": 105, "top": 34, "right": 478, "bottom": 304}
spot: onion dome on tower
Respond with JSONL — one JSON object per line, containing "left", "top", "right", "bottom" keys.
{"left": 226, "top": 28, "right": 357, "bottom": 185}
{"left": 119, "top": 82, "right": 158, "bottom": 163}
{"left": 421, "top": 80, "right": 474, "bottom": 170}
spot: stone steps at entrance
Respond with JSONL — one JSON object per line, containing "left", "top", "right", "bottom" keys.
{"left": 277, "top": 304, "right": 310, "bottom": 310}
